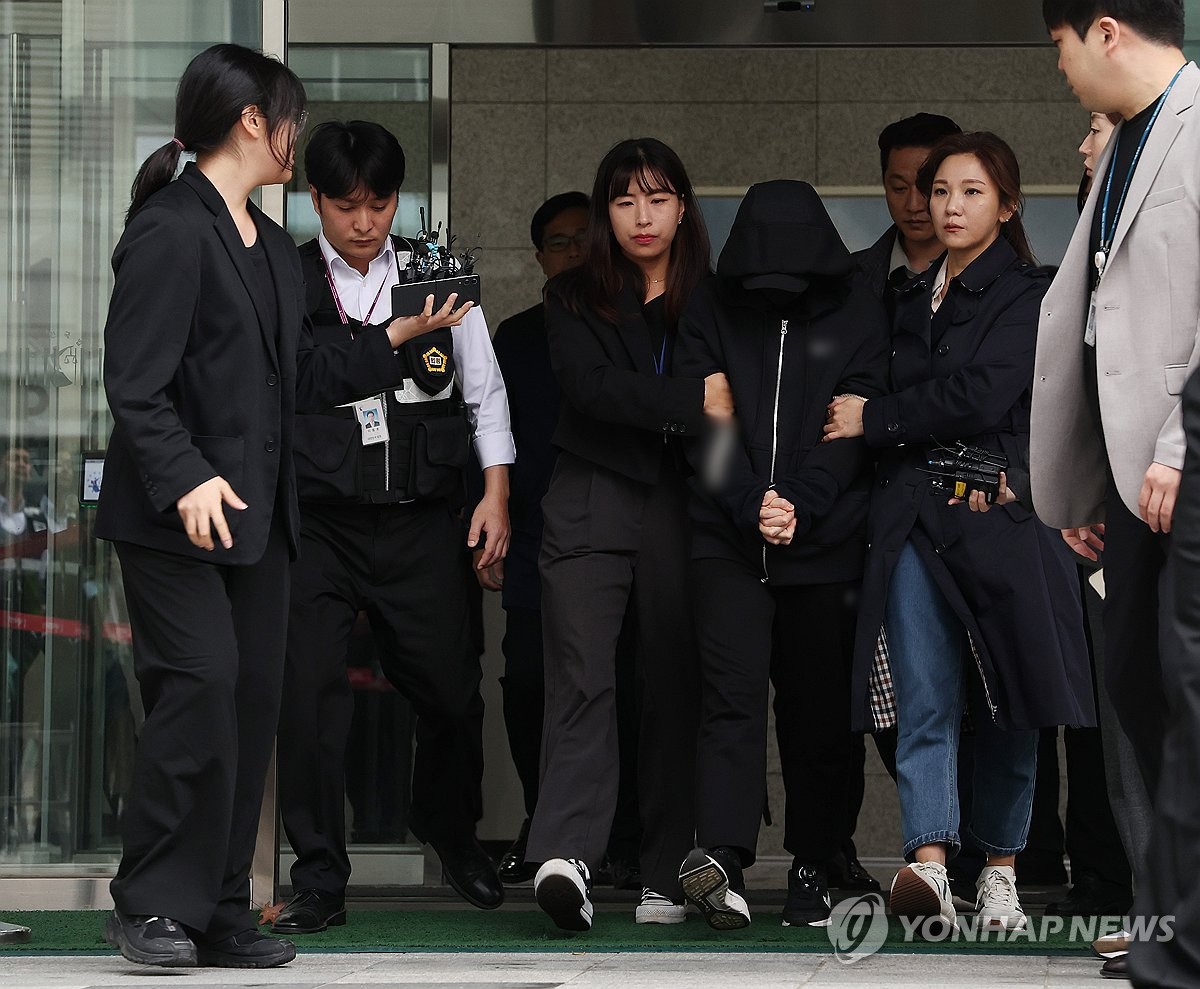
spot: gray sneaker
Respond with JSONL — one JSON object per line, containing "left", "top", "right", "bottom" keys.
{"left": 889, "top": 861, "right": 958, "bottom": 937}
{"left": 975, "top": 865, "right": 1027, "bottom": 932}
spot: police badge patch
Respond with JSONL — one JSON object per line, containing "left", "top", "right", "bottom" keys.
{"left": 423, "top": 347, "right": 448, "bottom": 374}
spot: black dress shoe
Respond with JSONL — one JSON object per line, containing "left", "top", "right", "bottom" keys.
{"left": 499, "top": 818, "right": 539, "bottom": 884}
{"left": 827, "top": 847, "right": 882, "bottom": 892}
{"left": 104, "top": 909, "right": 196, "bottom": 967}
{"left": 609, "top": 856, "right": 643, "bottom": 891}
{"left": 1045, "top": 873, "right": 1133, "bottom": 918}
{"left": 270, "top": 888, "right": 347, "bottom": 934}
{"left": 1100, "top": 954, "right": 1130, "bottom": 980}
{"left": 433, "top": 836, "right": 505, "bottom": 909}
{"left": 195, "top": 929, "right": 296, "bottom": 968}
{"left": 1013, "top": 849, "right": 1069, "bottom": 887}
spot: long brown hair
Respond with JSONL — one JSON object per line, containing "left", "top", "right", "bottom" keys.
{"left": 916, "top": 131, "right": 1037, "bottom": 265}
{"left": 553, "top": 137, "right": 711, "bottom": 327}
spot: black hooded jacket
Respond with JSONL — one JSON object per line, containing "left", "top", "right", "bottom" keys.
{"left": 674, "top": 180, "right": 890, "bottom": 584}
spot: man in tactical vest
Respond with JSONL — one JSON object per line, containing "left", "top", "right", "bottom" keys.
{"left": 271, "top": 120, "right": 514, "bottom": 934}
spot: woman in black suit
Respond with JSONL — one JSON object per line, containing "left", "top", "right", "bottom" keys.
{"left": 96, "top": 44, "right": 467, "bottom": 969}
{"left": 527, "top": 138, "right": 732, "bottom": 931}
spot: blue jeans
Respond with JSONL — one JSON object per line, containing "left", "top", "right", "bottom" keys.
{"left": 885, "top": 542, "right": 1038, "bottom": 861}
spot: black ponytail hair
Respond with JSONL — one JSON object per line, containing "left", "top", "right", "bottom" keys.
{"left": 127, "top": 43, "right": 307, "bottom": 224}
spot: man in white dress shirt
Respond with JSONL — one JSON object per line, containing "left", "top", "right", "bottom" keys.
{"left": 272, "top": 121, "right": 514, "bottom": 934}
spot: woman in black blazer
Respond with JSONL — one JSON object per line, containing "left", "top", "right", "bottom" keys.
{"left": 96, "top": 45, "right": 468, "bottom": 969}
{"left": 527, "top": 138, "right": 732, "bottom": 931}
{"left": 824, "top": 132, "right": 1092, "bottom": 936}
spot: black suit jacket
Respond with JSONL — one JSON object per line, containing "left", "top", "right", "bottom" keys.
{"left": 546, "top": 278, "right": 705, "bottom": 486}
{"left": 851, "top": 225, "right": 898, "bottom": 300}
{"left": 96, "top": 163, "right": 410, "bottom": 564}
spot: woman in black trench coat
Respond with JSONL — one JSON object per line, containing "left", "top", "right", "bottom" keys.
{"left": 671, "top": 180, "right": 889, "bottom": 930}
{"left": 824, "top": 132, "right": 1093, "bottom": 936}
{"left": 526, "top": 138, "right": 733, "bottom": 932}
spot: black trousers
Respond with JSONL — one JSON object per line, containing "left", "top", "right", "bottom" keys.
{"left": 1020, "top": 565, "right": 1130, "bottom": 889}
{"left": 1130, "top": 402, "right": 1200, "bottom": 988}
{"left": 1102, "top": 481, "right": 1173, "bottom": 807}
{"left": 527, "top": 454, "right": 697, "bottom": 899}
{"left": 691, "top": 557, "right": 856, "bottom": 866}
{"left": 501, "top": 604, "right": 642, "bottom": 861}
{"left": 500, "top": 606, "right": 543, "bottom": 818}
{"left": 843, "top": 729, "right": 898, "bottom": 856}
{"left": 111, "top": 519, "right": 289, "bottom": 939}
{"left": 276, "top": 501, "right": 483, "bottom": 894}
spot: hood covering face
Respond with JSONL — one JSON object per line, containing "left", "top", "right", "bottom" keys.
{"left": 717, "top": 180, "right": 853, "bottom": 289}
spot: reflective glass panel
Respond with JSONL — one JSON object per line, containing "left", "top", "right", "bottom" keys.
{"left": 286, "top": 45, "right": 431, "bottom": 242}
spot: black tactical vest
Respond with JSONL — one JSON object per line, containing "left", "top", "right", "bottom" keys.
{"left": 294, "top": 237, "right": 471, "bottom": 506}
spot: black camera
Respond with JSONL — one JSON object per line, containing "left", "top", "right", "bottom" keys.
{"left": 922, "top": 442, "right": 1007, "bottom": 504}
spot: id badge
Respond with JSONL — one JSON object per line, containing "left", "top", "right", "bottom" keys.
{"left": 1084, "top": 289, "right": 1098, "bottom": 347}
{"left": 354, "top": 397, "right": 389, "bottom": 445}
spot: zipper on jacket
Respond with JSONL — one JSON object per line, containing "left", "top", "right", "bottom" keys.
{"left": 762, "top": 318, "right": 788, "bottom": 583}
{"left": 382, "top": 393, "right": 391, "bottom": 491}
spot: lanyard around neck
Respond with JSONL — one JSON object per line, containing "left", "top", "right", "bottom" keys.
{"left": 651, "top": 334, "right": 667, "bottom": 376}
{"left": 1095, "top": 64, "right": 1186, "bottom": 280}
{"left": 322, "top": 248, "right": 399, "bottom": 332}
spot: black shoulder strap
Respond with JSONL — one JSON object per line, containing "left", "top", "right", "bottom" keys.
{"left": 298, "top": 239, "right": 332, "bottom": 317}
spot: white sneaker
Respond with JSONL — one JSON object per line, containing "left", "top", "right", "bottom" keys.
{"left": 534, "top": 858, "right": 593, "bottom": 932}
{"left": 1093, "top": 929, "right": 1131, "bottom": 959}
{"left": 679, "top": 847, "right": 751, "bottom": 931}
{"left": 635, "top": 888, "right": 686, "bottom": 925}
{"left": 889, "top": 861, "right": 958, "bottom": 936}
{"left": 975, "top": 865, "right": 1027, "bottom": 931}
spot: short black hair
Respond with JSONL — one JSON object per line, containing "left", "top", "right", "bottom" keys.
{"left": 877, "top": 113, "right": 963, "bottom": 175}
{"left": 1042, "top": 1, "right": 1185, "bottom": 47}
{"left": 530, "top": 191, "right": 589, "bottom": 249}
{"left": 304, "top": 119, "right": 406, "bottom": 200}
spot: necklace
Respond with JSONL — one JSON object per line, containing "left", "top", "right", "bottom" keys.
{"left": 648, "top": 276, "right": 665, "bottom": 284}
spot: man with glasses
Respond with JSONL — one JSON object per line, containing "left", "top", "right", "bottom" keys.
{"left": 482, "top": 193, "right": 586, "bottom": 884}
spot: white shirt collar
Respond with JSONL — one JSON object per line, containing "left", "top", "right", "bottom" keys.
{"left": 930, "top": 258, "right": 950, "bottom": 314}
{"left": 317, "top": 231, "right": 396, "bottom": 278}
{"left": 888, "top": 236, "right": 913, "bottom": 281}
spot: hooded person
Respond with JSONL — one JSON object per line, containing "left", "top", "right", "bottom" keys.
{"left": 672, "top": 180, "right": 890, "bottom": 931}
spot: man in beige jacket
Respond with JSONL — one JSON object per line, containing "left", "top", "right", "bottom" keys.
{"left": 1033, "top": 2, "right": 1199, "bottom": 984}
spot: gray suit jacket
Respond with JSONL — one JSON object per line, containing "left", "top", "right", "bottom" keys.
{"left": 1031, "top": 61, "right": 1200, "bottom": 528}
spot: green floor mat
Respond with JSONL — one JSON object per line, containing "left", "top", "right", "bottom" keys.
{"left": 0, "top": 909, "right": 1102, "bottom": 955}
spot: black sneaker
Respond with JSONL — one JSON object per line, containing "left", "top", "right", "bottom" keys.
{"left": 194, "top": 929, "right": 296, "bottom": 968}
{"left": 679, "top": 846, "right": 751, "bottom": 931}
{"left": 782, "top": 862, "right": 832, "bottom": 927}
{"left": 104, "top": 909, "right": 197, "bottom": 967}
